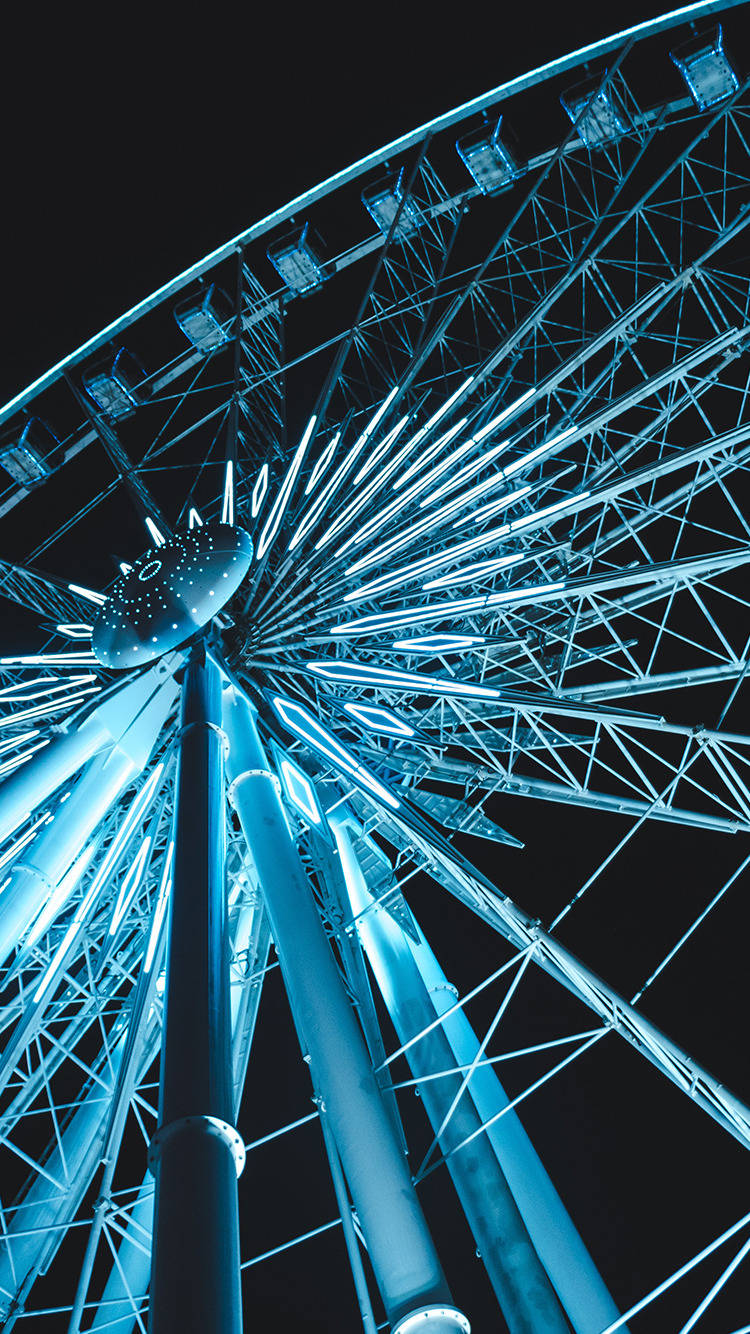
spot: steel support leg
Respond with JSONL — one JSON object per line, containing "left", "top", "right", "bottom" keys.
{"left": 332, "top": 812, "right": 623, "bottom": 1334}
{"left": 0, "top": 665, "right": 178, "bottom": 969}
{"left": 0, "top": 657, "right": 177, "bottom": 848}
{"left": 222, "top": 681, "right": 467, "bottom": 1334}
{"left": 148, "top": 650, "right": 242, "bottom": 1334}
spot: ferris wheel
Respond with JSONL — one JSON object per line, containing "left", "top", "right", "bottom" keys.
{"left": 0, "top": 4, "right": 749, "bottom": 1331}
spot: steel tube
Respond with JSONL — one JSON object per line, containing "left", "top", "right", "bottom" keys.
{"left": 0, "top": 659, "right": 177, "bottom": 849}
{"left": 332, "top": 815, "right": 574, "bottom": 1334}
{"left": 222, "top": 682, "right": 466, "bottom": 1333}
{"left": 148, "top": 651, "right": 242, "bottom": 1334}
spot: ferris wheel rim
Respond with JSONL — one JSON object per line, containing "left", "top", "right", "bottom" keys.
{"left": 0, "top": 0, "right": 746, "bottom": 435}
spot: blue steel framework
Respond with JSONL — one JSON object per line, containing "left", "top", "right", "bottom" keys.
{"left": 0, "top": 3, "right": 749, "bottom": 1330}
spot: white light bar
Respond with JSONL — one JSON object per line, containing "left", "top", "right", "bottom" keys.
{"left": 423, "top": 552, "right": 526, "bottom": 590}
{"left": 305, "top": 432, "right": 340, "bottom": 495}
{"left": 0, "top": 652, "right": 98, "bottom": 666}
{"left": 341, "top": 700, "right": 415, "bottom": 738}
{"left": 271, "top": 695, "right": 400, "bottom": 810}
{"left": 256, "top": 416, "right": 317, "bottom": 560}
{"left": 145, "top": 517, "right": 166, "bottom": 547}
{"left": 69, "top": 582, "right": 107, "bottom": 606}
{"left": 252, "top": 463, "right": 269, "bottom": 518}
{"left": 393, "top": 634, "right": 485, "bottom": 653}
{"left": 110, "top": 836, "right": 152, "bottom": 934}
{"left": 144, "top": 841, "right": 174, "bottom": 973}
{"left": 278, "top": 755, "right": 325, "bottom": 826}
{"left": 56, "top": 624, "right": 93, "bottom": 640}
{"left": 306, "top": 659, "right": 499, "bottom": 701}
{"left": 221, "top": 459, "right": 234, "bottom": 526}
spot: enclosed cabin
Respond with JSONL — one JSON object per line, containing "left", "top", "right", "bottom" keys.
{"left": 671, "top": 25, "right": 739, "bottom": 110}
{"left": 82, "top": 348, "right": 147, "bottom": 420}
{"left": 561, "top": 73, "right": 629, "bottom": 148}
{"left": 174, "top": 284, "right": 233, "bottom": 352}
{"left": 456, "top": 117, "right": 524, "bottom": 195}
{"left": 267, "top": 224, "right": 326, "bottom": 296}
{"left": 361, "top": 169, "right": 421, "bottom": 241}
{"left": 0, "top": 418, "right": 61, "bottom": 489}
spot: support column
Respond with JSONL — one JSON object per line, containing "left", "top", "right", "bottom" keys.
{"left": 0, "top": 664, "right": 178, "bottom": 969}
{"left": 222, "top": 682, "right": 468, "bottom": 1334}
{"left": 0, "top": 658, "right": 177, "bottom": 848}
{"left": 332, "top": 812, "right": 623, "bottom": 1334}
{"left": 148, "top": 650, "right": 242, "bottom": 1334}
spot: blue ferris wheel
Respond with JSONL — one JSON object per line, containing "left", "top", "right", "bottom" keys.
{"left": 0, "top": 4, "right": 749, "bottom": 1331}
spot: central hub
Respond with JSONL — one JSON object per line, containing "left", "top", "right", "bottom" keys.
{"left": 92, "top": 522, "right": 253, "bottom": 669}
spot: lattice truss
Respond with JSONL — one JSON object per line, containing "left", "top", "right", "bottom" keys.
{"left": 0, "top": 13, "right": 749, "bottom": 1332}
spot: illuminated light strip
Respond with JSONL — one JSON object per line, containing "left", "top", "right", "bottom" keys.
{"left": 68, "top": 583, "right": 107, "bottom": 606}
{"left": 306, "top": 659, "right": 499, "bottom": 701}
{"left": 343, "top": 419, "right": 470, "bottom": 554}
{"left": 345, "top": 466, "right": 520, "bottom": 577}
{"left": 313, "top": 416, "right": 416, "bottom": 552}
{"left": 295, "top": 387, "right": 401, "bottom": 539}
{"left": 341, "top": 700, "right": 415, "bottom": 738}
{"left": 393, "top": 634, "right": 485, "bottom": 652}
{"left": 393, "top": 377, "right": 475, "bottom": 489}
{"left": 477, "top": 388, "right": 535, "bottom": 432}
{"left": 56, "top": 624, "right": 93, "bottom": 640}
{"left": 32, "top": 762, "right": 166, "bottom": 1002}
{"left": 423, "top": 551, "right": 527, "bottom": 590}
{"left": 109, "top": 835, "right": 152, "bottom": 934}
{"left": 278, "top": 757, "right": 323, "bottom": 825}
{"left": 342, "top": 505, "right": 534, "bottom": 603}
{"left": 314, "top": 417, "right": 413, "bottom": 551}
{"left": 271, "top": 694, "right": 401, "bottom": 810}
{"left": 0, "top": 739, "right": 51, "bottom": 779}
{"left": 352, "top": 413, "right": 411, "bottom": 485}
{"left": 0, "top": 653, "right": 98, "bottom": 667}
{"left": 257, "top": 415, "right": 317, "bottom": 560}
{"left": 251, "top": 463, "right": 269, "bottom": 518}
{"left": 461, "top": 484, "right": 533, "bottom": 527}
{"left": 221, "top": 460, "right": 234, "bottom": 526}
{"left": 506, "top": 491, "right": 590, "bottom": 532}
{"left": 0, "top": 728, "right": 39, "bottom": 754}
{"left": 145, "top": 517, "right": 166, "bottom": 548}
{"left": 336, "top": 550, "right": 728, "bottom": 637}
{"left": 0, "top": 810, "right": 54, "bottom": 874}
{"left": 119, "top": 561, "right": 134, "bottom": 574}
{"left": 144, "top": 839, "right": 174, "bottom": 973}
{"left": 332, "top": 416, "right": 475, "bottom": 562}
{"left": 356, "top": 385, "right": 400, "bottom": 446}
{"left": 0, "top": 675, "right": 94, "bottom": 702}
{"left": 23, "top": 841, "right": 98, "bottom": 954}
{"left": 348, "top": 425, "right": 581, "bottom": 579}
{"left": 391, "top": 414, "right": 471, "bottom": 494}
{"left": 188, "top": 507, "right": 204, "bottom": 529}
{"left": 417, "top": 436, "right": 512, "bottom": 508}
{"left": 330, "top": 583, "right": 567, "bottom": 636}
{"left": 0, "top": 689, "right": 100, "bottom": 730}
{"left": 501, "top": 427, "right": 577, "bottom": 480}
{"left": 305, "top": 432, "right": 341, "bottom": 495}
{"left": 287, "top": 419, "right": 383, "bottom": 554}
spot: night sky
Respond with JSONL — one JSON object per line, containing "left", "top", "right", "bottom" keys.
{"left": 2, "top": 3, "right": 750, "bottom": 1331}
